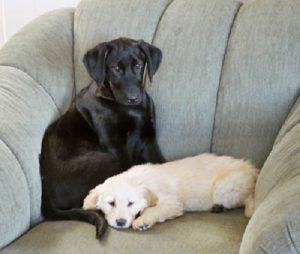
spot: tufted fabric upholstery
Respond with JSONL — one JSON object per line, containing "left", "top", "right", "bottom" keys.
{"left": 0, "top": 0, "right": 300, "bottom": 253}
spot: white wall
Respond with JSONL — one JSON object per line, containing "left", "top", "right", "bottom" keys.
{"left": 0, "top": 0, "right": 6, "bottom": 46}
{"left": 0, "top": 0, "right": 81, "bottom": 47}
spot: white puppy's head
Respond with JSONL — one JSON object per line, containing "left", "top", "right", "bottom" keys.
{"left": 83, "top": 176, "right": 157, "bottom": 229}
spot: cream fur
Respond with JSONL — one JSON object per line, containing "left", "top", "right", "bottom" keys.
{"left": 83, "top": 153, "right": 259, "bottom": 231}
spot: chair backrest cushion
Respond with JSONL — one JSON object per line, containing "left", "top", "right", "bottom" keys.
{"left": 73, "top": 0, "right": 300, "bottom": 167}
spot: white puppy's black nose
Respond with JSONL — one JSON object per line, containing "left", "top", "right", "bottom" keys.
{"left": 116, "top": 218, "right": 127, "bottom": 227}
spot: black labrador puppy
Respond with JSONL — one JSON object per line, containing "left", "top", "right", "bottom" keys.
{"left": 40, "top": 38, "right": 164, "bottom": 239}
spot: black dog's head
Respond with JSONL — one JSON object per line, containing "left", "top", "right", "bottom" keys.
{"left": 83, "top": 38, "right": 162, "bottom": 106}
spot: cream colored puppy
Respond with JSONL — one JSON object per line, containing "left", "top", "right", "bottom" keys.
{"left": 83, "top": 153, "right": 258, "bottom": 231}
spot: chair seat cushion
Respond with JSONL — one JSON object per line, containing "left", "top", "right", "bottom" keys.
{"left": 1, "top": 210, "right": 248, "bottom": 254}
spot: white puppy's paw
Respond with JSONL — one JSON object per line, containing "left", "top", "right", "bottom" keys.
{"left": 132, "top": 216, "right": 155, "bottom": 231}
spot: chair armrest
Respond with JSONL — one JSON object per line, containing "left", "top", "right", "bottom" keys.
{"left": 0, "top": 8, "right": 75, "bottom": 248}
{"left": 240, "top": 97, "right": 300, "bottom": 253}
{"left": 0, "top": 8, "right": 75, "bottom": 113}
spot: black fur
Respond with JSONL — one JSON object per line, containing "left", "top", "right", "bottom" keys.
{"left": 40, "top": 38, "right": 164, "bottom": 239}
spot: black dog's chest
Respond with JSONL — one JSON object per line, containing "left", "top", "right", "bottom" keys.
{"left": 76, "top": 86, "right": 159, "bottom": 168}
{"left": 114, "top": 110, "right": 152, "bottom": 147}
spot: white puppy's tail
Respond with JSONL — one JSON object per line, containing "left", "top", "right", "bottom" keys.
{"left": 244, "top": 193, "right": 255, "bottom": 218}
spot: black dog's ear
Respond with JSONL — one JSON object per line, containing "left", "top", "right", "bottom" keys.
{"left": 83, "top": 43, "right": 109, "bottom": 83}
{"left": 138, "top": 40, "right": 162, "bottom": 82}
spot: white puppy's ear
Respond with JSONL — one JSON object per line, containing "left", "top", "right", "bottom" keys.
{"left": 83, "top": 186, "right": 102, "bottom": 210}
{"left": 144, "top": 188, "right": 158, "bottom": 207}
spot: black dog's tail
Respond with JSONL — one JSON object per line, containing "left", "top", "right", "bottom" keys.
{"left": 43, "top": 205, "right": 107, "bottom": 240}
{"left": 39, "top": 155, "right": 108, "bottom": 240}
{"left": 55, "top": 208, "right": 107, "bottom": 239}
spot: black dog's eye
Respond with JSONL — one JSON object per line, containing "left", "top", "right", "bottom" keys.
{"left": 109, "top": 201, "right": 115, "bottom": 207}
{"left": 134, "top": 63, "right": 143, "bottom": 70}
{"left": 128, "top": 201, "right": 134, "bottom": 207}
{"left": 111, "top": 66, "right": 121, "bottom": 72}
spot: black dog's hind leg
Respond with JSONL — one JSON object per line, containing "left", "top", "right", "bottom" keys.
{"left": 43, "top": 194, "right": 108, "bottom": 240}
{"left": 41, "top": 152, "right": 121, "bottom": 240}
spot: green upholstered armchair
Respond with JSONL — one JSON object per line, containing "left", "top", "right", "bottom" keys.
{"left": 1, "top": 0, "right": 300, "bottom": 253}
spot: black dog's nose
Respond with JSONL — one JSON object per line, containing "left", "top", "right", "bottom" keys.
{"left": 116, "top": 218, "right": 127, "bottom": 227}
{"left": 127, "top": 95, "right": 139, "bottom": 104}
{"left": 128, "top": 98, "right": 137, "bottom": 104}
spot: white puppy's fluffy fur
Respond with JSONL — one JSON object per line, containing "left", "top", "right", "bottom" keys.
{"left": 83, "top": 153, "right": 258, "bottom": 231}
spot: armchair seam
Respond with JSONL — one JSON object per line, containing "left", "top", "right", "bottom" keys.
{"left": 0, "top": 138, "right": 31, "bottom": 216}
{"left": 0, "top": 64, "right": 61, "bottom": 116}
{"left": 143, "top": 0, "right": 174, "bottom": 86}
{"left": 71, "top": 9, "right": 77, "bottom": 100}
{"left": 286, "top": 223, "right": 300, "bottom": 253}
{"left": 209, "top": 2, "right": 243, "bottom": 153}
{"left": 259, "top": 246, "right": 269, "bottom": 254}
{"left": 151, "top": 0, "right": 175, "bottom": 44}
{"left": 274, "top": 121, "right": 300, "bottom": 147}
